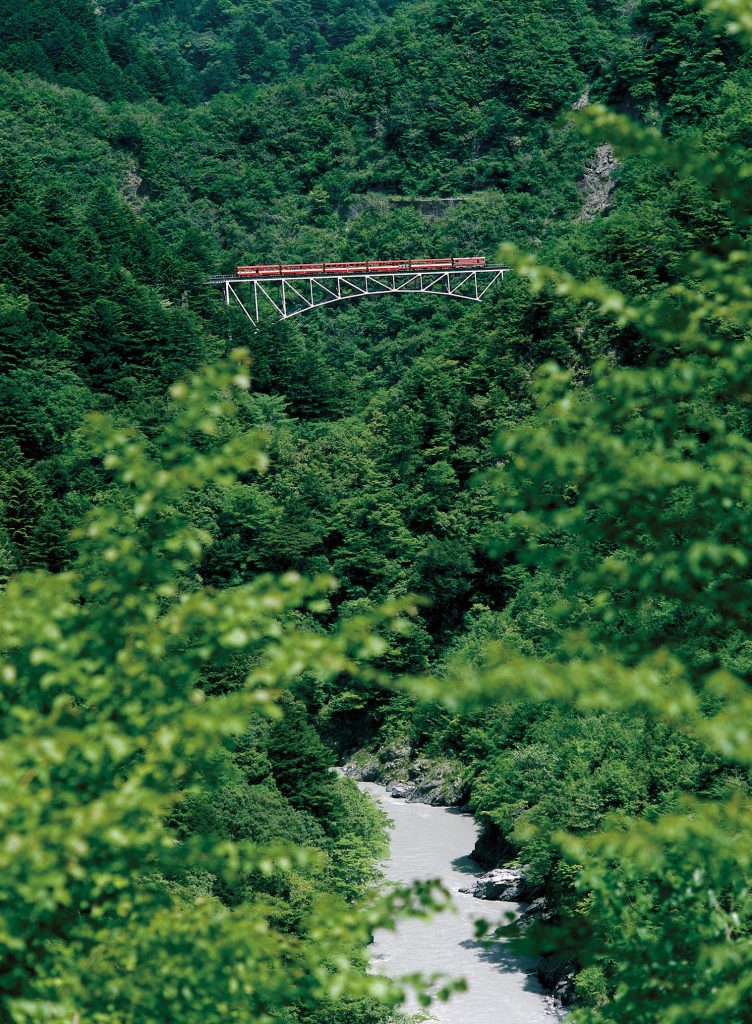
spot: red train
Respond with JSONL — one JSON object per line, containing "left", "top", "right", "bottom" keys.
{"left": 236, "top": 257, "right": 486, "bottom": 277}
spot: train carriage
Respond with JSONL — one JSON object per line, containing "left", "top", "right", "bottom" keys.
{"left": 409, "top": 259, "right": 453, "bottom": 271}
{"left": 236, "top": 257, "right": 486, "bottom": 277}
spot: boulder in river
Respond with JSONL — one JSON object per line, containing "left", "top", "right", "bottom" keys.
{"left": 459, "top": 867, "right": 526, "bottom": 900}
{"left": 385, "top": 781, "right": 417, "bottom": 799}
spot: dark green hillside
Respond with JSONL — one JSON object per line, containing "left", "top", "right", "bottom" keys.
{"left": 100, "top": 0, "right": 402, "bottom": 98}
{"left": 0, "top": 0, "right": 647, "bottom": 588}
{"left": 1, "top": 0, "right": 752, "bottom": 1019}
{"left": 0, "top": 0, "right": 129, "bottom": 96}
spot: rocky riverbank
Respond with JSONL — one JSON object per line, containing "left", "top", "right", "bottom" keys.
{"left": 344, "top": 745, "right": 577, "bottom": 1011}
{"left": 460, "top": 866, "right": 578, "bottom": 1008}
{"left": 359, "top": 781, "right": 557, "bottom": 1023}
{"left": 341, "top": 741, "right": 468, "bottom": 806}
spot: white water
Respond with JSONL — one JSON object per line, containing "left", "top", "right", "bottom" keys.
{"left": 360, "top": 783, "right": 556, "bottom": 1024}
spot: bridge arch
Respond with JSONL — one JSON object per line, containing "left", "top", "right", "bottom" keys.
{"left": 209, "top": 267, "right": 507, "bottom": 329}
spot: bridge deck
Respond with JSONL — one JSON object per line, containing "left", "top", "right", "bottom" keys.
{"left": 207, "top": 264, "right": 508, "bottom": 286}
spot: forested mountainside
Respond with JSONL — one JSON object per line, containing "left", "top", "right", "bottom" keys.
{"left": 2, "top": 0, "right": 752, "bottom": 1021}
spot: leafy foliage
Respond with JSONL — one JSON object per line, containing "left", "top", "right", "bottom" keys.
{"left": 0, "top": 354, "right": 453, "bottom": 1022}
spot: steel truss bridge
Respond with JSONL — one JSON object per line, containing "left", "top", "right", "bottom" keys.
{"left": 207, "top": 265, "right": 508, "bottom": 328}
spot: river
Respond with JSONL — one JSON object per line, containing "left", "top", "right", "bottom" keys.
{"left": 359, "top": 782, "right": 557, "bottom": 1023}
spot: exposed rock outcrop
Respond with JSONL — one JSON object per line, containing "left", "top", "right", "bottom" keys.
{"left": 404, "top": 756, "right": 468, "bottom": 806}
{"left": 379, "top": 736, "right": 413, "bottom": 782}
{"left": 537, "top": 956, "right": 578, "bottom": 1007}
{"left": 341, "top": 750, "right": 381, "bottom": 782}
{"left": 345, "top": 193, "right": 469, "bottom": 222}
{"left": 342, "top": 745, "right": 467, "bottom": 806}
{"left": 516, "top": 895, "right": 554, "bottom": 928}
{"left": 471, "top": 824, "right": 516, "bottom": 869}
{"left": 578, "top": 143, "right": 617, "bottom": 220}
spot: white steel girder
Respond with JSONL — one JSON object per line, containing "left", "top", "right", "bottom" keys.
{"left": 217, "top": 268, "right": 507, "bottom": 328}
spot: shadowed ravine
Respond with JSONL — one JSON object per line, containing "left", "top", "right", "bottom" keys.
{"left": 359, "top": 783, "right": 557, "bottom": 1023}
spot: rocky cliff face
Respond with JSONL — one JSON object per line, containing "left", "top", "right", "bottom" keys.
{"left": 578, "top": 143, "right": 617, "bottom": 220}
